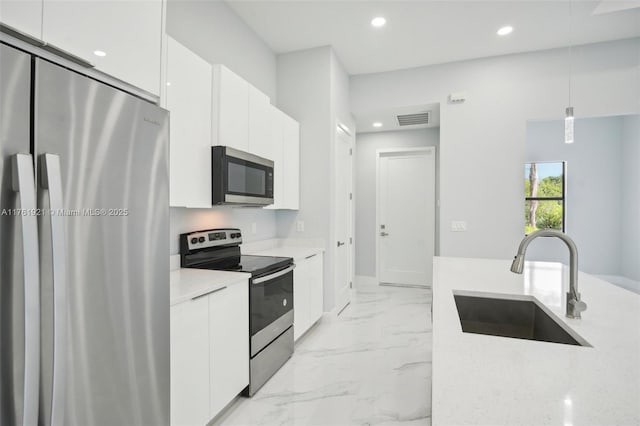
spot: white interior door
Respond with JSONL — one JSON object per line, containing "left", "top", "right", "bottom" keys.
{"left": 378, "top": 148, "right": 435, "bottom": 286}
{"left": 334, "top": 126, "right": 353, "bottom": 314}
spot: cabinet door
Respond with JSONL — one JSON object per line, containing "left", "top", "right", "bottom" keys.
{"left": 213, "top": 65, "right": 249, "bottom": 151}
{"left": 41, "top": 0, "right": 163, "bottom": 95}
{"left": 293, "top": 260, "right": 311, "bottom": 341}
{"left": 282, "top": 114, "right": 300, "bottom": 209}
{"left": 166, "top": 37, "right": 212, "bottom": 208}
{"left": 248, "top": 85, "right": 271, "bottom": 158}
{"left": 0, "top": 0, "right": 43, "bottom": 39}
{"left": 264, "top": 107, "right": 284, "bottom": 210}
{"left": 307, "top": 253, "right": 324, "bottom": 325}
{"left": 209, "top": 281, "right": 249, "bottom": 417}
{"left": 170, "top": 298, "right": 210, "bottom": 426}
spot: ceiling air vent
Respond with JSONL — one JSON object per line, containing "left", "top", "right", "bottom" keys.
{"left": 397, "top": 112, "right": 430, "bottom": 126}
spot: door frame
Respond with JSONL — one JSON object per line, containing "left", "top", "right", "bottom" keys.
{"left": 375, "top": 147, "right": 436, "bottom": 285}
{"left": 333, "top": 122, "right": 354, "bottom": 315}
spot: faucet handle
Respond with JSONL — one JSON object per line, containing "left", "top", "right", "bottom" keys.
{"left": 566, "top": 292, "right": 587, "bottom": 319}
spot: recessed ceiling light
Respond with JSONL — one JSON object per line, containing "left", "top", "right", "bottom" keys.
{"left": 93, "top": 50, "right": 107, "bottom": 57}
{"left": 497, "top": 26, "right": 513, "bottom": 36}
{"left": 371, "top": 17, "right": 386, "bottom": 28}
{"left": 373, "top": 122, "right": 383, "bottom": 128}
{"left": 166, "top": 82, "right": 171, "bottom": 86}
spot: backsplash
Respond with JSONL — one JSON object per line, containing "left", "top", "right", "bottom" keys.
{"left": 169, "top": 207, "right": 277, "bottom": 255}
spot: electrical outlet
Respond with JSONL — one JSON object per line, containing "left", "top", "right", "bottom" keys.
{"left": 451, "top": 221, "right": 467, "bottom": 232}
{"left": 251, "top": 222, "right": 257, "bottom": 234}
{"left": 296, "top": 220, "right": 305, "bottom": 232}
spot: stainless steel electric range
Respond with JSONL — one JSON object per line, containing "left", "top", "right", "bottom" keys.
{"left": 179, "top": 228, "right": 294, "bottom": 396}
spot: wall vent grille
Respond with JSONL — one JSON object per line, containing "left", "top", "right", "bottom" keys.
{"left": 397, "top": 112, "right": 430, "bottom": 126}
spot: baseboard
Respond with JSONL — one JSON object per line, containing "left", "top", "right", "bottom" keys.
{"left": 354, "top": 275, "right": 378, "bottom": 287}
{"left": 379, "top": 282, "right": 432, "bottom": 289}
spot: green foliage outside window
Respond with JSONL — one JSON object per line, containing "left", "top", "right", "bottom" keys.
{"left": 524, "top": 162, "right": 565, "bottom": 234}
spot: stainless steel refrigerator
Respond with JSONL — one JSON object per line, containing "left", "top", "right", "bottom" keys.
{"left": 0, "top": 40, "right": 169, "bottom": 425}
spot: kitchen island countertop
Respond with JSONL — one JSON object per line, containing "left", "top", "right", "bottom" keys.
{"left": 432, "top": 256, "right": 640, "bottom": 426}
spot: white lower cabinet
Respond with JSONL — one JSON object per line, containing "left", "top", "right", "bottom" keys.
{"left": 170, "top": 297, "right": 210, "bottom": 426}
{"left": 209, "top": 281, "right": 249, "bottom": 416}
{"left": 293, "top": 253, "right": 324, "bottom": 341}
{"left": 170, "top": 280, "right": 249, "bottom": 425}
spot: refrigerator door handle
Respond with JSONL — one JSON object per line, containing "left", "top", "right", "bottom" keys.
{"left": 39, "top": 154, "right": 67, "bottom": 426}
{"left": 11, "top": 154, "right": 40, "bottom": 426}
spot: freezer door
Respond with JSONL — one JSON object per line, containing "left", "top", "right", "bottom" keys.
{"left": 34, "top": 58, "right": 169, "bottom": 426}
{"left": 0, "top": 43, "right": 41, "bottom": 426}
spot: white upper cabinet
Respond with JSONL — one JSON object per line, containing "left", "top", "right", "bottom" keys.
{"left": 41, "top": 0, "right": 163, "bottom": 95}
{"left": 165, "top": 36, "right": 212, "bottom": 208}
{"left": 265, "top": 106, "right": 284, "bottom": 210}
{"left": 0, "top": 0, "right": 43, "bottom": 40}
{"left": 265, "top": 108, "right": 300, "bottom": 210}
{"left": 212, "top": 65, "right": 249, "bottom": 151}
{"left": 248, "top": 84, "right": 272, "bottom": 159}
{"left": 282, "top": 114, "right": 300, "bottom": 210}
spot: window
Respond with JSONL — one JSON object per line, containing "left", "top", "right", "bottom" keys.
{"left": 524, "top": 161, "right": 566, "bottom": 234}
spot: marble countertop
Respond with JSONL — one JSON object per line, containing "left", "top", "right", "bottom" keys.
{"left": 170, "top": 268, "right": 250, "bottom": 306}
{"left": 244, "top": 246, "right": 324, "bottom": 262}
{"left": 432, "top": 257, "right": 640, "bottom": 426}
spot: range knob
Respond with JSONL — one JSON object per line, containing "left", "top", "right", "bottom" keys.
{"left": 190, "top": 237, "right": 198, "bottom": 244}
{"left": 198, "top": 236, "right": 205, "bottom": 243}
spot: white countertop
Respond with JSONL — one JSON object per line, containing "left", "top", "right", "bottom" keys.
{"left": 244, "top": 246, "right": 324, "bottom": 262}
{"left": 432, "top": 257, "right": 640, "bottom": 426}
{"left": 170, "top": 268, "right": 250, "bottom": 306}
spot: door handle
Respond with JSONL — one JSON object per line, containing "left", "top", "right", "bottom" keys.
{"left": 380, "top": 232, "right": 389, "bottom": 237}
{"left": 39, "top": 154, "right": 67, "bottom": 426}
{"left": 337, "top": 241, "right": 345, "bottom": 247}
{"left": 12, "top": 154, "right": 40, "bottom": 426}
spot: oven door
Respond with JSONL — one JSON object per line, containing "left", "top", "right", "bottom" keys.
{"left": 212, "top": 146, "right": 274, "bottom": 205}
{"left": 250, "top": 265, "right": 294, "bottom": 356}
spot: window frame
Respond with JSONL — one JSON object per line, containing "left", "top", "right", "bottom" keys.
{"left": 524, "top": 161, "right": 566, "bottom": 234}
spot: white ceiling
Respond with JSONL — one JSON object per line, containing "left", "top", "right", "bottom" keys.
{"left": 226, "top": 0, "right": 640, "bottom": 75}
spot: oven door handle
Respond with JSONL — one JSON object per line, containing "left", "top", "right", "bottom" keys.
{"left": 252, "top": 265, "right": 296, "bottom": 285}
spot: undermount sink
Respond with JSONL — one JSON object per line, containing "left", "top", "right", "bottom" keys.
{"left": 453, "top": 290, "right": 591, "bottom": 347}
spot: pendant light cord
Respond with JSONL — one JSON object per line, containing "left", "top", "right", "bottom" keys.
{"left": 569, "top": 0, "right": 573, "bottom": 108}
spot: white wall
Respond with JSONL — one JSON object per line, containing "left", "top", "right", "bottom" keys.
{"left": 621, "top": 115, "right": 640, "bottom": 281}
{"left": 166, "top": 0, "right": 278, "bottom": 254}
{"left": 276, "top": 46, "right": 354, "bottom": 312}
{"left": 355, "top": 128, "right": 440, "bottom": 277}
{"left": 525, "top": 117, "right": 624, "bottom": 275}
{"left": 166, "top": 0, "right": 276, "bottom": 99}
{"left": 350, "top": 38, "right": 640, "bottom": 262}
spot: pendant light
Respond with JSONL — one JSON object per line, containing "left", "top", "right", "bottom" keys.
{"left": 565, "top": 1, "right": 574, "bottom": 144}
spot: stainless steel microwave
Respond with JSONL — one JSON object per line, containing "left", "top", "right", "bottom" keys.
{"left": 211, "top": 146, "right": 274, "bottom": 206}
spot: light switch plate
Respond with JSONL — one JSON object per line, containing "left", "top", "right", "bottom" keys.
{"left": 251, "top": 222, "right": 257, "bottom": 234}
{"left": 451, "top": 221, "right": 467, "bottom": 232}
{"left": 296, "top": 220, "right": 304, "bottom": 232}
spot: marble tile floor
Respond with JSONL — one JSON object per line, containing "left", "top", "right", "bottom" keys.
{"left": 218, "top": 285, "right": 433, "bottom": 426}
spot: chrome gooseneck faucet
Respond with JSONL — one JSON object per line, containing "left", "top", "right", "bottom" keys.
{"left": 510, "top": 229, "right": 587, "bottom": 319}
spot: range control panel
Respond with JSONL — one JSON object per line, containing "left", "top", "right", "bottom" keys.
{"left": 181, "top": 228, "right": 242, "bottom": 251}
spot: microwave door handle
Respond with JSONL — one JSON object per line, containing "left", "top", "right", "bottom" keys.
{"left": 11, "top": 154, "right": 40, "bottom": 426}
{"left": 252, "top": 265, "right": 296, "bottom": 285}
{"left": 39, "top": 154, "right": 67, "bottom": 426}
